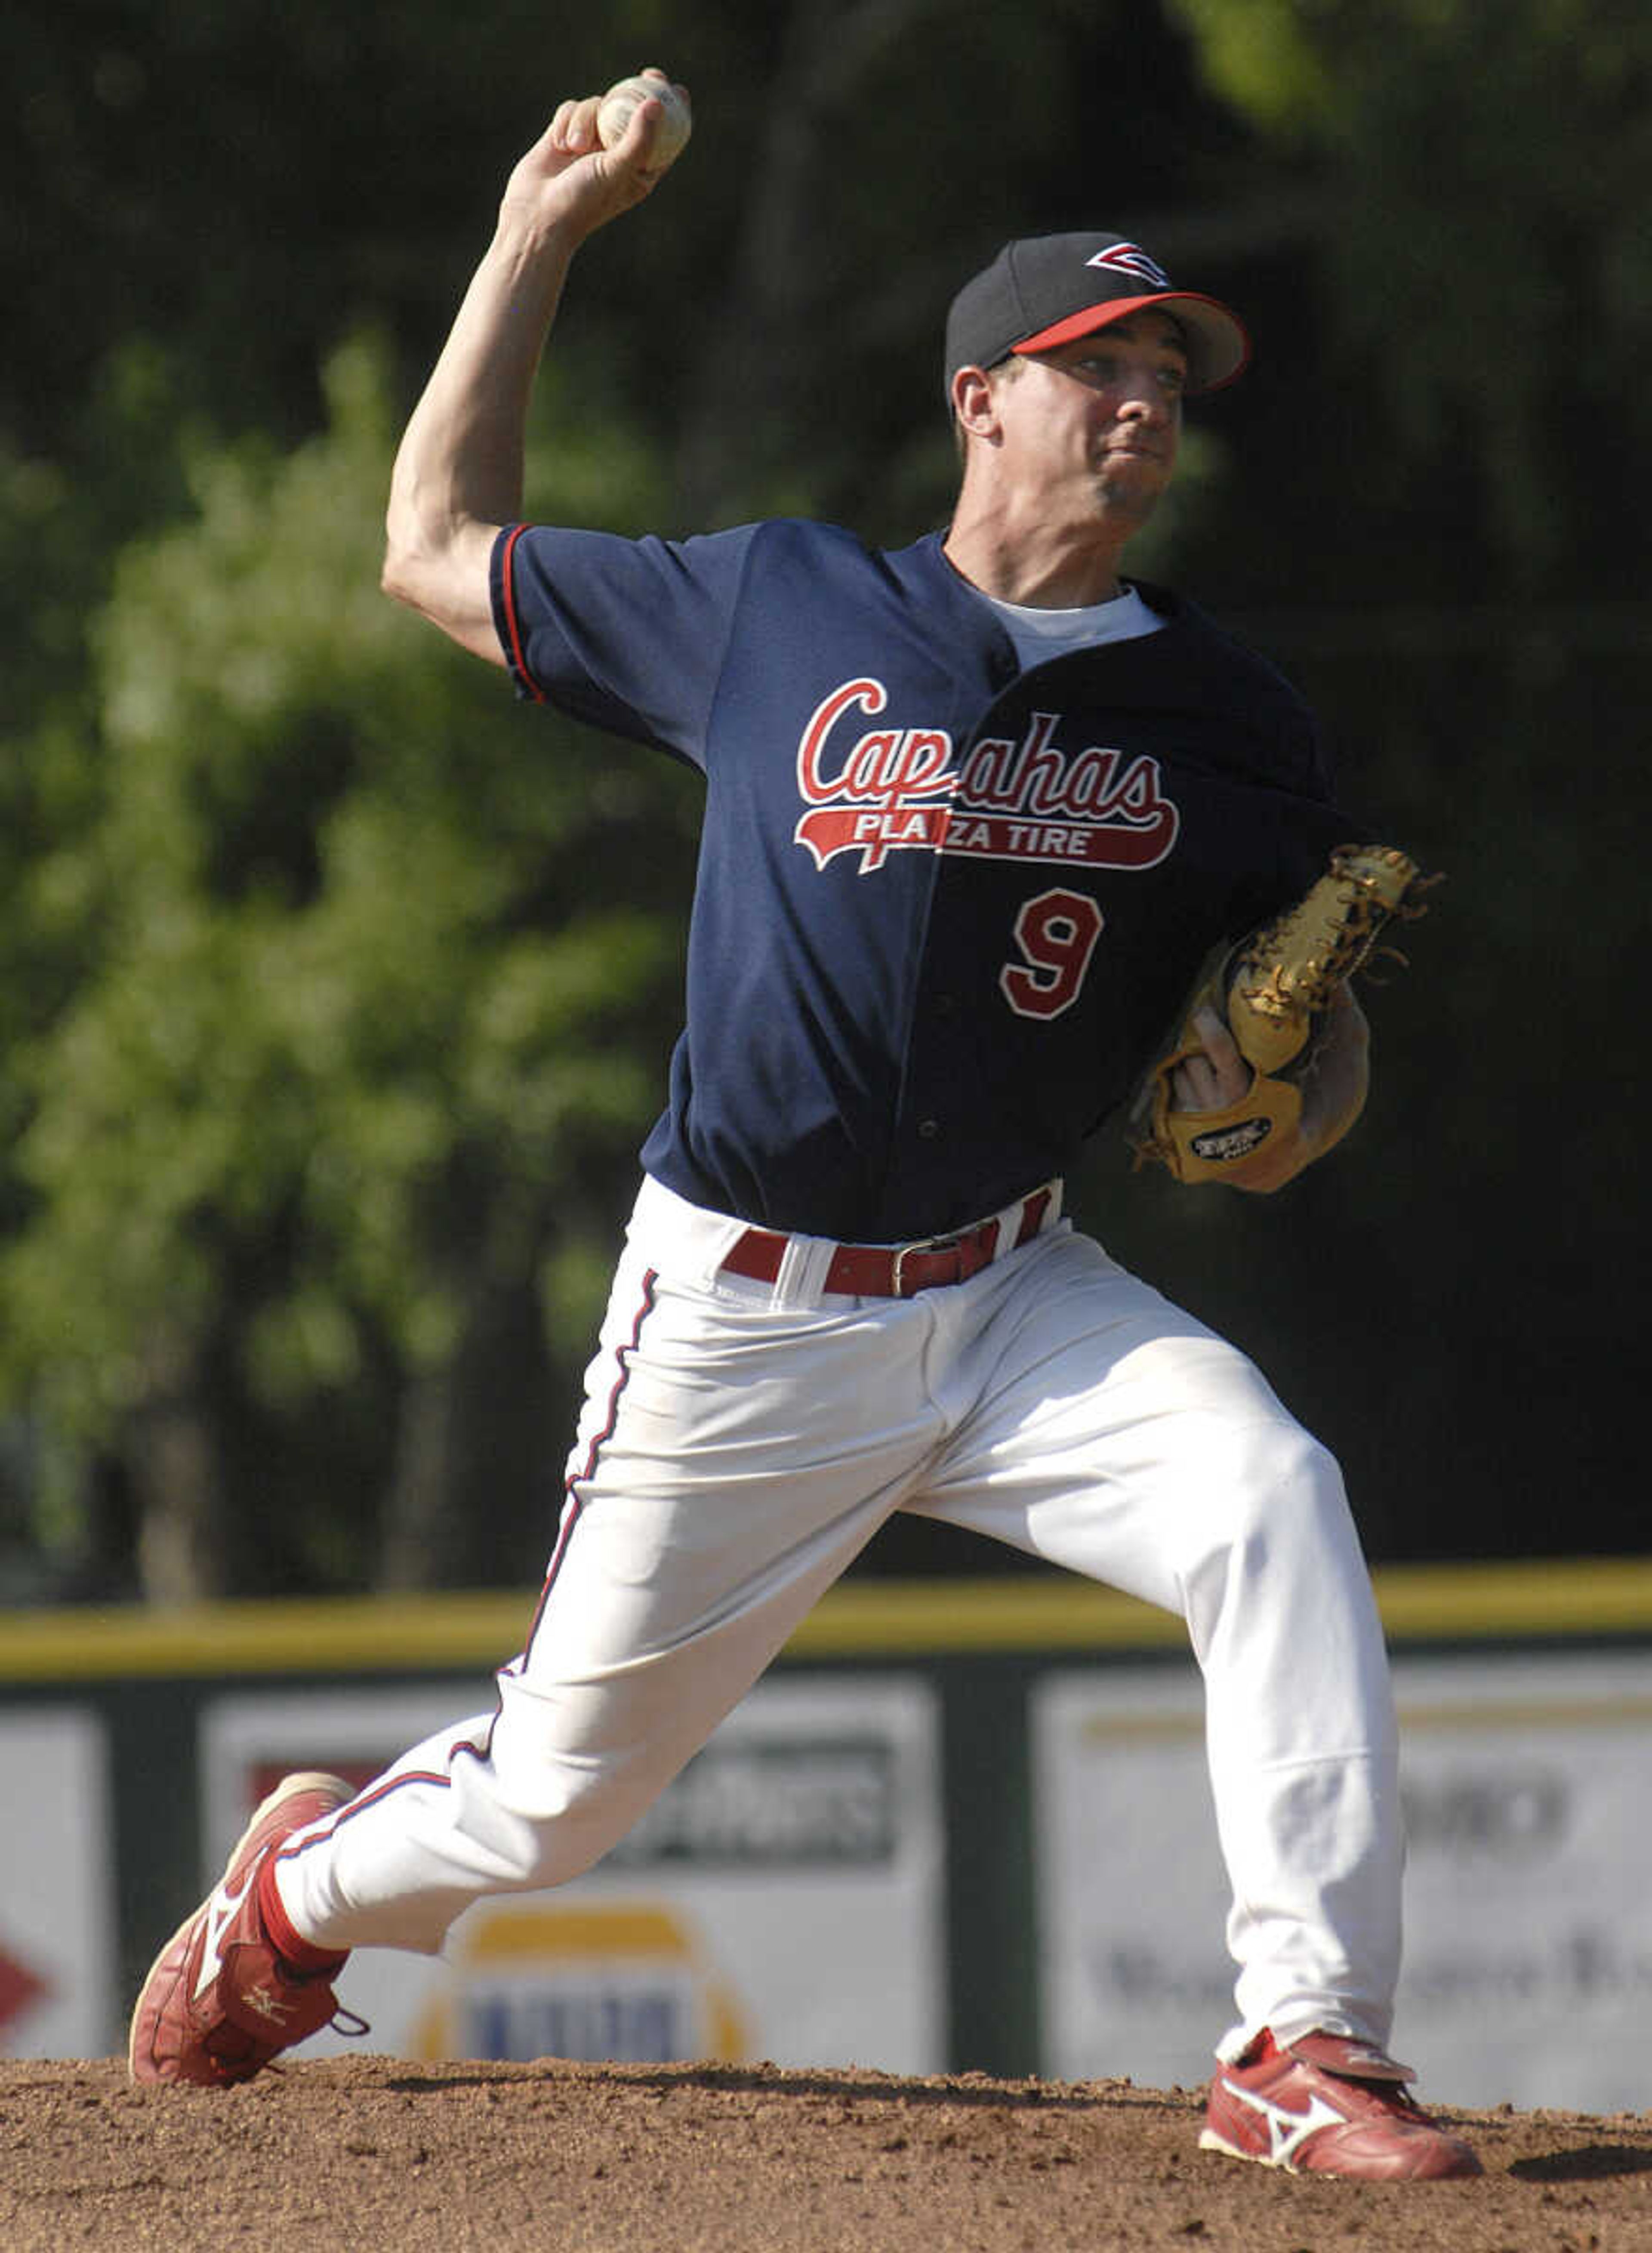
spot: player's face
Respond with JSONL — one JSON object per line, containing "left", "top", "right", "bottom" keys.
{"left": 1001, "top": 312, "right": 1187, "bottom": 530}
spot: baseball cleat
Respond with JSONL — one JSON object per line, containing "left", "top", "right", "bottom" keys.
{"left": 1200, "top": 2029, "right": 1482, "bottom": 2180}
{"left": 128, "top": 1769, "right": 356, "bottom": 2086}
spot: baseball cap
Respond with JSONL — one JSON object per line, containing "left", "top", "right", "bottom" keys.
{"left": 943, "top": 231, "right": 1251, "bottom": 397}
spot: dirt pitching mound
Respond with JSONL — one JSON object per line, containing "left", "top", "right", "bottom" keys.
{"left": 3, "top": 2054, "right": 1649, "bottom": 2250}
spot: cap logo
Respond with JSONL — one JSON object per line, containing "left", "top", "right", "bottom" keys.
{"left": 1085, "top": 243, "right": 1171, "bottom": 290}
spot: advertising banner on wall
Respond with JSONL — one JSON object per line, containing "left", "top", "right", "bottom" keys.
{"left": 0, "top": 1708, "right": 116, "bottom": 2056}
{"left": 200, "top": 1672, "right": 945, "bottom": 2074}
{"left": 1032, "top": 1650, "right": 1652, "bottom": 2112}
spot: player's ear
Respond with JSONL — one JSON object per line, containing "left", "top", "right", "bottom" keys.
{"left": 950, "top": 363, "right": 1001, "bottom": 439}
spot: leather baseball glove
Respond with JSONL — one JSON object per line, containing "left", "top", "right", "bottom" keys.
{"left": 1128, "top": 844, "right": 1436, "bottom": 1185}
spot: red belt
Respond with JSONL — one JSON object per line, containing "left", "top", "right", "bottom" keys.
{"left": 720, "top": 1186, "right": 1054, "bottom": 1299}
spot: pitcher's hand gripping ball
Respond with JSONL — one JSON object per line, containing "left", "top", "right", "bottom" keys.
{"left": 1130, "top": 843, "right": 1437, "bottom": 1184}
{"left": 597, "top": 74, "right": 693, "bottom": 170}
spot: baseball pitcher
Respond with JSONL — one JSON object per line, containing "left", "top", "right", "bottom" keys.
{"left": 129, "top": 69, "right": 1476, "bottom": 2182}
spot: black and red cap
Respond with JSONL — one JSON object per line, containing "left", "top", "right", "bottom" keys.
{"left": 944, "top": 231, "right": 1251, "bottom": 398}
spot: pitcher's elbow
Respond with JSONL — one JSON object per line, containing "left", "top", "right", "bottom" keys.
{"left": 380, "top": 519, "right": 439, "bottom": 614}
{"left": 379, "top": 544, "right": 415, "bottom": 608}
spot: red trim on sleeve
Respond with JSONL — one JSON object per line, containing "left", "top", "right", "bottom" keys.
{"left": 499, "top": 522, "right": 547, "bottom": 702}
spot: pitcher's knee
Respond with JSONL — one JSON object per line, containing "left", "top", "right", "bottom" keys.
{"left": 1215, "top": 1421, "right": 1359, "bottom": 1572}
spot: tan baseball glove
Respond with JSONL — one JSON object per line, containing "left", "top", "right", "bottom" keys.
{"left": 1128, "top": 844, "right": 1436, "bottom": 1185}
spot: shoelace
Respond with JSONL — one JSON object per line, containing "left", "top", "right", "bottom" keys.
{"left": 261, "top": 2004, "right": 371, "bottom": 2081}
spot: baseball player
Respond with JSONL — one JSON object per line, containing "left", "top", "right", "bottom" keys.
{"left": 129, "top": 71, "right": 1479, "bottom": 2181}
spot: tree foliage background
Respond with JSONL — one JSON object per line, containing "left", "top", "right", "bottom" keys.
{"left": 4, "top": 0, "right": 1647, "bottom": 1602}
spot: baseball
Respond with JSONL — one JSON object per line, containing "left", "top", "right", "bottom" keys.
{"left": 596, "top": 75, "right": 692, "bottom": 170}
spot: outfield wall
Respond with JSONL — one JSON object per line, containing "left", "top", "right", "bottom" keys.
{"left": 1, "top": 1560, "right": 1648, "bottom": 2109}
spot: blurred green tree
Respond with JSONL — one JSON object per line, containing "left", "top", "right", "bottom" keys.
{"left": 1, "top": 0, "right": 1646, "bottom": 1598}
{"left": 1167, "top": 0, "right": 1652, "bottom": 593}
{"left": 0, "top": 335, "right": 695, "bottom": 1598}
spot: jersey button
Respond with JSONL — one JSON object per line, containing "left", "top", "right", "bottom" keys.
{"left": 917, "top": 1118, "right": 941, "bottom": 1139}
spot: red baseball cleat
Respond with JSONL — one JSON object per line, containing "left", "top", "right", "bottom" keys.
{"left": 128, "top": 1770, "right": 357, "bottom": 2086}
{"left": 1201, "top": 2029, "right": 1482, "bottom": 2179}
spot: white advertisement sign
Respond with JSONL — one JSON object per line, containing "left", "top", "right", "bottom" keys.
{"left": 0, "top": 1708, "right": 116, "bottom": 2056}
{"left": 200, "top": 1672, "right": 945, "bottom": 2074}
{"left": 1033, "top": 1650, "right": 1652, "bottom": 2112}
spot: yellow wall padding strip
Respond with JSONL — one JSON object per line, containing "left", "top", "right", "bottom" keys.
{"left": 0, "top": 1557, "right": 1648, "bottom": 1683}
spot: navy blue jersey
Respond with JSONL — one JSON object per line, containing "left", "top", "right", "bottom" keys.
{"left": 492, "top": 519, "right": 1353, "bottom": 1240}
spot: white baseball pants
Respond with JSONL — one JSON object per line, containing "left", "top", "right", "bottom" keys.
{"left": 276, "top": 1172, "right": 1402, "bottom": 2060}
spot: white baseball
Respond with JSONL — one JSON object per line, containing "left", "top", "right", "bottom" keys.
{"left": 596, "top": 75, "right": 692, "bottom": 169}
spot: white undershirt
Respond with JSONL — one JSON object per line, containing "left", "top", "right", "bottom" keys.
{"left": 980, "top": 582, "right": 1165, "bottom": 671}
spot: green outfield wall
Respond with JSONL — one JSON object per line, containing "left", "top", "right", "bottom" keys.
{"left": 0, "top": 1559, "right": 1648, "bottom": 2094}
